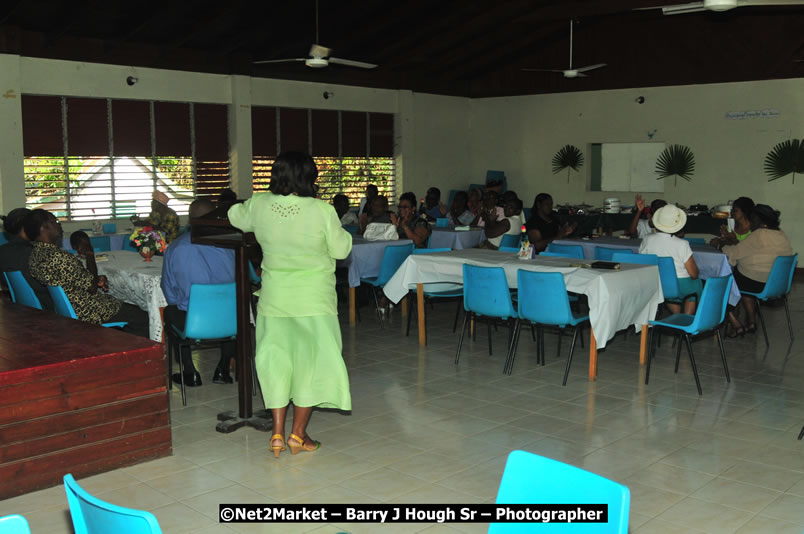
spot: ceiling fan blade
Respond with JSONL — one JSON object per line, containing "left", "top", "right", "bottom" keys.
{"left": 575, "top": 73, "right": 589, "bottom": 77}
{"left": 328, "top": 57, "right": 378, "bottom": 69}
{"left": 253, "top": 58, "right": 306, "bottom": 65}
{"left": 576, "top": 63, "right": 607, "bottom": 73}
{"left": 660, "top": 2, "right": 707, "bottom": 14}
{"left": 521, "top": 68, "right": 566, "bottom": 72}
{"left": 310, "top": 44, "right": 332, "bottom": 58}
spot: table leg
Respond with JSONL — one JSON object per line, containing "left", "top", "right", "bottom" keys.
{"left": 401, "top": 296, "right": 408, "bottom": 316}
{"left": 588, "top": 329, "right": 598, "bottom": 381}
{"left": 640, "top": 324, "right": 649, "bottom": 365}
{"left": 159, "top": 307, "right": 165, "bottom": 344}
{"left": 349, "top": 287, "right": 356, "bottom": 325}
{"left": 417, "top": 283, "right": 426, "bottom": 346}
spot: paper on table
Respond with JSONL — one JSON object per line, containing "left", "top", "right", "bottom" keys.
{"left": 454, "top": 226, "right": 471, "bottom": 231}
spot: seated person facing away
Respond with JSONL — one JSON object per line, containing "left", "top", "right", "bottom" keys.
{"left": 161, "top": 198, "right": 236, "bottom": 387}
{"left": 710, "top": 196, "right": 755, "bottom": 249}
{"left": 525, "top": 193, "right": 576, "bottom": 253}
{"left": 627, "top": 195, "right": 667, "bottom": 238}
{"left": 722, "top": 204, "right": 792, "bottom": 337}
{"left": 359, "top": 195, "right": 391, "bottom": 235}
{"left": 0, "top": 208, "right": 53, "bottom": 310}
{"left": 639, "top": 204, "right": 702, "bottom": 315}
{"left": 480, "top": 193, "right": 522, "bottom": 249}
{"left": 216, "top": 188, "right": 238, "bottom": 211}
{"left": 447, "top": 191, "right": 477, "bottom": 226}
{"left": 26, "top": 209, "right": 149, "bottom": 336}
{"left": 421, "top": 187, "right": 447, "bottom": 221}
{"left": 358, "top": 184, "right": 378, "bottom": 216}
{"left": 333, "top": 194, "right": 359, "bottom": 226}
{"left": 130, "top": 190, "right": 180, "bottom": 243}
{"left": 391, "top": 192, "right": 430, "bottom": 247}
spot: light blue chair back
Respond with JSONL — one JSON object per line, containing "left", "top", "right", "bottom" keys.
{"left": 538, "top": 251, "right": 567, "bottom": 258}
{"left": 413, "top": 248, "right": 450, "bottom": 254}
{"left": 462, "top": 264, "right": 515, "bottom": 319}
{"left": 342, "top": 224, "right": 359, "bottom": 236}
{"left": 546, "top": 243, "right": 584, "bottom": 259}
{"left": 47, "top": 286, "right": 127, "bottom": 328}
{"left": 499, "top": 246, "right": 520, "bottom": 253}
{"left": 435, "top": 218, "right": 449, "bottom": 228}
{"left": 656, "top": 256, "right": 682, "bottom": 300}
{"left": 183, "top": 283, "right": 237, "bottom": 340}
{"left": 686, "top": 275, "right": 732, "bottom": 334}
{"left": 522, "top": 207, "right": 532, "bottom": 221}
{"left": 517, "top": 270, "right": 574, "bottom": 327}
{"left": 64, "top": 474, "right": 162, "bottom": 534}
{"left": 610, "top": 252, "right": 658, "bottom": 265}
{"left": 103, "top": 223, "right": 117, "bottom": 234}
{"left": 490, "top": 450, "right": 630, "bottom": 534}
{"left": 89, "top": 236, "right": 111, "bottom": 252}
{"left": 499, "top": 233, "right": 520, "bottom": 248}
{"left": 683, "top": 237, "right": 706, "bottom": 245}
{"left": 3, "top": 271, "right": 43, "bottom": 310}
{"left": 594, "top": 246, "right": 621, "bottom": 261}
{"left": 0, "top": 514, "right": 30, "bottom": 534}
{"left": 745, "top": 254, "right": 797, "bottom": 299}
{"left": 376, "top": 243, "right": 414, "bottom": 286}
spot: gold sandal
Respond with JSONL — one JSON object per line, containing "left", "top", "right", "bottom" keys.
{"left": 288, "top": 433, "right": 320, "bottom": 455}
{"left": 269, "top": 434, "right": 286, "bottom": 459}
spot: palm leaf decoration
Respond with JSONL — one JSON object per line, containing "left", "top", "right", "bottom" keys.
{"left": 765, "top": 139, "right": 804, "bottom": 184}
{"left": 656, "top": 144, "right": 695, "bottom": 186}
{"left": 552, "top": 145, "right": 585, "bottom": 183}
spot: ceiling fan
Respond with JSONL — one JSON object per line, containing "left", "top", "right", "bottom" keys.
{"left": 644, "top": 0, "right": 804, "bottom": 15}
{"left": 522, "top": 21, "right": 606, "bottom": 78}
{"left": 253, "top": 0, "right": 377, "bottom": 69}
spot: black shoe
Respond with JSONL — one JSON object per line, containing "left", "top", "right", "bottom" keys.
{"left": 172, "top": 371, "right": 202, "bottom": 387}
{"left": 212, "top": 367, "right": 234, "bottom": 384}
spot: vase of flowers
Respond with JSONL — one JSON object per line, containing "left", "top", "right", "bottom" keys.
{"left": 129, "top": 226, "right": 167, "bottom": 262}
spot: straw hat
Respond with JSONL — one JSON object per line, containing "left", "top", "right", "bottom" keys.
{"left": 152, "top": 190, "right": 169, "bottom": 206}
{"left": 652, "top": 204, "right": 687, "bottom": 234}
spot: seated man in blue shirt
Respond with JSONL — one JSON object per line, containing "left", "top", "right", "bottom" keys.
{"left": 161, "top": 198, "right": 236, "bottom": 387}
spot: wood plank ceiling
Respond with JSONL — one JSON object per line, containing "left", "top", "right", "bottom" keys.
{"left": 1, "top": 0, "right": 803, "bottom": 98}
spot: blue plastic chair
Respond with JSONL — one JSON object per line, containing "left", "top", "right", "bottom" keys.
{"left": 455, "top": 264, "right": 518, "bottom": 363}
{"left": 610, "top": 252, "right": 659, "bottom": 266}
{"left": 103, "top": 223, "right": 117, "bottom": 234}
{"left": 683, "top": 237, "right": 706, "bottom": 245}
{"left": 489, "top": 450, "right": 630, "bottom": 534}
{"left": 360, "top": 243, "right": 414, "bottom": 327}
{"left": 435, "top": 217, "right": 449, "bottom": 228}
{"left": 64, "top": 474, "right": 162, "bottom": 534}
{"left": 522, "top": 207, "right": 532, "bottom": 221}
{"left": 342, "top": 224, "right": 359, "bottom": 236}
{"left": 0, "top": 234, "right": 8, "bottom": 246}
{"left": 594, "top": 246, "right": 622, "bottom": 261}
{"left": 646, "top": 275, "right": 733, "bottom": 395}
{"left": 499, "top": 246, "right": 520, "bottom": 253}
{"left": 406, "top": 248, "right": 463, "bottom": 343}
{"left": 740, "top": 253, "right": 797, "bottom": 347}
{"left": 0, "top": 514, "right": 31, "bottom": 534}
{"left": 166, "top": 282, "right": 237, "bottom": 405}
{"left": 89, "top": 236, "right": 111, "bottom": 252}
{"left": 47, "top": 285, "right": 128, "bottom": 329}
{"left": 499, "top": 233, "right": 520, "bottom": 249}
{"left": 3, "top": 271, "right": 43, "bottom": 310}
{"left": 538, "top": 251, "right": 568, "bottom": 258}
{"left": 545, "top": 243, "right": 584, "bottom": 259}
{"left": 657, "top": 256, "right": 697, "bottom": 304}
{"left": 509, "top": 270, "right": 589, "bottom": 381}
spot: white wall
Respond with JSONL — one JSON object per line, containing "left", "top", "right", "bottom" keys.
{"left": 469, "top": 78, "right": 804, "bottom": 251}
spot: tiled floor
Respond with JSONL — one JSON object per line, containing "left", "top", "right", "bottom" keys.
{"left": 3, "top": 286, "right": 804, "bottom": 533}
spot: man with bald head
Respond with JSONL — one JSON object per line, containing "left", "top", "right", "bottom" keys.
{"left": 161, "top": 197, "right": 236, "bottom": 386}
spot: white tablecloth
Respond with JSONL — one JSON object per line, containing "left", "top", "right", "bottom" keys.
{"left": 96, "top": 251, "right": 166, "bottom": 342}
{"left": 383, "top": 249, "right": 664, "bottom": 349}
{"left": 339, "top": 237, "right": 414, "bottom": 288}
{"left": 429, "top": 229, "right": 485, "bottom": 250}
{"left": 553, "top": 237, "right": 740, "bottom": 305}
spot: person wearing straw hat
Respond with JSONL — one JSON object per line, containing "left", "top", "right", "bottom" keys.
{"left": 639, "top": 204, "right": 702, "bottom": 314}
{"left": 130, "top": 190, "right": 180, "bottom": 243}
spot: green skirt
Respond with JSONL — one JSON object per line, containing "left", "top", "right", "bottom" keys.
{"left": 255, "top": 314, "right": 351, "bottom": 411}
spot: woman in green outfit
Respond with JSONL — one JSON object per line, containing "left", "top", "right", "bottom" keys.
{"left": 228, "top": 152, "right": 353, "bottom": 457}
{"left": 710, "top": 196, "right": 754, "bottom": 248}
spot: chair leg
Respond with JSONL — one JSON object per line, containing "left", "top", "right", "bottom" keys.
{"left": 715, "top": 328, "right": 730, "bottom": 383}
{"left": 487, "top": 322, "right": 493, "bottom": 356}
{"left": 167, "top": 334, "right": 173, "bottom": 391}
{"left": 798, "top": 425, "right": 804, "bottom": 440}
{"left": 562, "top": 326, "right": 581, "bottom": 386}
{"left": 539, "top": 326, "right": 545, "bottom": 366}
{"left": 455, "top": 312, "right": 470, "bottom": 365}
{"left": 556, "top": 328, "right": 563, "bottom": 359}
{"left": 756, "top": 301, "right": 769, "bottom": 348}
{"left": 684, "top": 334, "right": 703, "bottom": 395}
{"left": 405, "top": 293, "right": 414, "bottom": 337}
{"left": 674, "top": 334, "right": 683, "bottom": 374}
{"left": 177, "top": 340, "right": 187, "bottom": 406}
{"left": 530, "top": 324, "right": 536, "bottom": 342}
{"left": 784, "top": 296, "right": 794, "bottom": 340}
{"left": 372, "top": 288, "right": 384, "bottom": 329}
{"left": 452, "top": 298, "right": 461, "bottom": 333}
{"left": 505, "top": 319, "right": 521, "bottom": 375}
{"left": 645, "top": 326, "right": 656, "bottom": 385}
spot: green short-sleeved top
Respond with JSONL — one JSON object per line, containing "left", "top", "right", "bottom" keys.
{"left": 228, "top": 193, "right": 353, "bottom": 317}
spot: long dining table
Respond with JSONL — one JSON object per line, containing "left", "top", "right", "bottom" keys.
{"left": 382, "top": 248, "right": 664, "bottom": 380}
{"left": 552, "top": 236, "right": 741, "bottom": 305}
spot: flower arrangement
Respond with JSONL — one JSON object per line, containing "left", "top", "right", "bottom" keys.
{"left": 129, "top": 226, "right": 167, "bottom": 256}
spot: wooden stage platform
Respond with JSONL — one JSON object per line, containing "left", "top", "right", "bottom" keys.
{"left": 0, "top": 299, "right": 171, "bottom": 499}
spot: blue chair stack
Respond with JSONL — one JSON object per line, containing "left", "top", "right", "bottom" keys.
{"left": 646, "top": 274, "right": 733, "bottom": 395}
{"left": 455, "top": 264, "right": 518, "bottom": 364}
{"left": 360, "top": 243, "right": 414, "bottom": 327}
{"left": 405, "top": 248, "right": 463, "bottom": 344}
{"left": 3, "top": 271, "right": 43, "bottom": 310}
{"left": 740, "top": 253, "right": 797, "bottom": 347}
{"left": 545, "top": 243, "right": 584, "bottom": 259}
{"left": 508, "top": 270, "right": 589, "bottom": 382}
{"left": 489, "top": 450, "right": 630, "bottom": 534}
{"left": 64, "top": 474, "right": 163, "bottom": 533}
{"left": 167, "top": 282, "right": 237, "bottom": 405}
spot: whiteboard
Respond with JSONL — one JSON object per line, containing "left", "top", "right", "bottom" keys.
{"left": 600, "top": 143, "right": 665, "bottom": 193}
